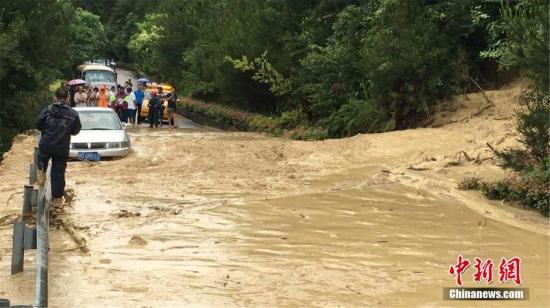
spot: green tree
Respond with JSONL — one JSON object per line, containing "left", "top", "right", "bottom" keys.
{"left": 71, "top": 0, "right": 156, "bottom": 62}
{"left": 502, "top": 0, "right": 549, "bottom": 93}
{"left": 484, "top": 0, "right": 550, "bottom": 216}
{"left": 0, "top": 0, "right": 73, "bottom": 130}
{"left": 128, "top": 13, "right": 165, "bottom": 76}
{"left": 69, "top": 8, "right": 107, "bottom": 67}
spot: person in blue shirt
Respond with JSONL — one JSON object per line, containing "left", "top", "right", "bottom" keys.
{"left": 134, "top": 84, "right": 145, "bottom": 124}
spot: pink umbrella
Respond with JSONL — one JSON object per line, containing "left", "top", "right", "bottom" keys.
{"left": 68, "top": 79, "right": 86, "bottom": 86}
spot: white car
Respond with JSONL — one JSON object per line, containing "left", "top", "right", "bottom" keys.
{"left": 69, "top": 108, "right": 130, "bottom": 160}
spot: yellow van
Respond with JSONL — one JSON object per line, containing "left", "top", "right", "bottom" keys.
{"left": 139, "top": 83, "right": 174, "bottom": 122}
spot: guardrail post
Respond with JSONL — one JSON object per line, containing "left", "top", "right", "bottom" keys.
{"left": 11, "top": 222, "right": 25, "bottom": 275}
{"left": 22, "top": 185, "right": 33, "bottom": 215}
{"left": 29, "top": 164, "right": 37, "bottom": 185}
{"left": 34, "top": 191, "right": 48, "bottom": 308}
{"left": 9, "top": 133, "right": 48, "bottom": 306}
{"left": 29, "top": 147, "right": 40, "bottom": 185}
{"left": 31, "top": 189, "right": 38, "bottom": 207}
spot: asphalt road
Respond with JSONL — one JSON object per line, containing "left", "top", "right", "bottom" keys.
{"left": 116, "top": 67, "right": 138, "bottom": 89}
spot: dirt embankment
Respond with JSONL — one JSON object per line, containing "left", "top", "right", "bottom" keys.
{"left": 0, "top": 81, "right": 548, "bottom": 307}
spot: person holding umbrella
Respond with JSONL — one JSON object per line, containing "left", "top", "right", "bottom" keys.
{"left": 68, "top": 79, "right": 86, "bottom": 107}
{"left": 138, "top": 78, "right": 149, "bottom": 85}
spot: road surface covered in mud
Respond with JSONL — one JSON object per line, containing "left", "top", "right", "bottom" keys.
{"left": 0, "top": 83, "right": 548, "bottom": 307}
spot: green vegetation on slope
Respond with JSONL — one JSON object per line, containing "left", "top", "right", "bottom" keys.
{"left": 460, "top": 0, "right": 549, "bottom": 216}
{"left": 128, "top": 0, "right": 540, "bottom": 138}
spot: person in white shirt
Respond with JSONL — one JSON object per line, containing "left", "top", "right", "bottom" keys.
{"left": 125, "top": 87, "right": 137, "bottom": 124}
{"left": 74, "top": 86, "right": 87, "bottom": 107}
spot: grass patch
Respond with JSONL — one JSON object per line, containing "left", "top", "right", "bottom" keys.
{"left": 457, "top": 177, "right": 484, "bottom": 190}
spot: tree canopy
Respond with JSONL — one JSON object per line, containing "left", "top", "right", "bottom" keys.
{"left": 0, "top": 0, "right": 547, "bottom": 139}
{"left": 125, "top": 0, "right": 548, "bottom": 137}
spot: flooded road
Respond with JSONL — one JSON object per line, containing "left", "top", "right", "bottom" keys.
{"left": 0, "top": 83, "right": 548, "bottom": 307}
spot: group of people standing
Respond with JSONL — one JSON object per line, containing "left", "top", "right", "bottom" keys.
{"left": 147, "top": 84, "right": 177, "bottom": 129}
{"left": 64, "top": 79, "right": 177, "bottom": 128}
{"left": 35, "top": 80, "right": 178, "bottom": 208}
{"left": 69, "top": 79, "right": 142, "bottom": 124}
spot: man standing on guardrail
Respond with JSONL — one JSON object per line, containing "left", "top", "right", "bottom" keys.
{"left": 35, "top": 87, "right": 82, "bottom": 207}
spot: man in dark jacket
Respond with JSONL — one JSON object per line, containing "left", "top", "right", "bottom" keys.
{"left": 148, "top": 91, "right": 161, "bottom": 128}
{"left": 36, "top": 87, "right": 82, "bottom": 206}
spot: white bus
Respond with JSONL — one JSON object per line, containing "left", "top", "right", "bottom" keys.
{"left": 77, "top": 63, "right": 117, "bottom": 90}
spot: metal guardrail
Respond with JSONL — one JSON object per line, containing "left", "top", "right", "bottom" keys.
{"left": 7, "top": 135, "right": 50, "bottom": 307}
{"left": 35, "top": 186, "right": 49, "bottom": 308}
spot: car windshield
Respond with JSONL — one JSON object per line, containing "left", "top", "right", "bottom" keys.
{"left": 78, "top": 110, "right": 122, "bottom": 130}
{"left": 83, "top": 70, "right": 115, "bottom": 83}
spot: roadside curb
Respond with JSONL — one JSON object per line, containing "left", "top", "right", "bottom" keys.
{"left": 176, "top": 109, "right": 238, "bottom": 131}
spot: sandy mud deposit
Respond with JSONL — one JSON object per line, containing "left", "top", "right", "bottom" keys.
{"left": 1, "top": 83, "right": 548, "bottom": 307}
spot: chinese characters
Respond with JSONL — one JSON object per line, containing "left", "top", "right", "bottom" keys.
{"left": 449, "top": 256, "right": 522, "bottom": 286}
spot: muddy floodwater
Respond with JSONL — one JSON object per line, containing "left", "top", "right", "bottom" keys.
{"left": 0, "top": 84, "right": 549, "bottom": 307}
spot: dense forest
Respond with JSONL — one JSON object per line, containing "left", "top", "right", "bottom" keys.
{"left": 0, "top": 0, "right": 548, "bottom": 212}
{"left": 0, "top": 0, "right": 547, "bottom": 136}
{"left": 76, "top": 0, "right": 547, "bottom": 137}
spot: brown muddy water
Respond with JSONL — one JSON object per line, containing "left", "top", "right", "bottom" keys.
{"left": 0, "top": 84, "right": 549, "bottom": 307}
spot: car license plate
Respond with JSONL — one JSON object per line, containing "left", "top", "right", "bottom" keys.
{"left": 77, "top": 152, "right": 101, "bottom": 161}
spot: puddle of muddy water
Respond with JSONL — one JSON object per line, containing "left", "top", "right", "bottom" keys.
{"left": 217, "top": 185, "right": 549, "bottom": 307}
{"left": 37, "top": 181, "right": 548, "bottom": 307}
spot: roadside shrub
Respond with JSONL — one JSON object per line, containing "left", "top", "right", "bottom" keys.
{"left": 485, "top": 90, "right": 549, "bottom": 216}
{"left": 178, "top": 98, "right": 327, "bottom": 140}
{"left": 249, "top": 115, "right": 282, "bottom": 135}
{"left": 481, "top": 162, "right": 549, "bottom": 217}
{"left": 493, "top": 90, "right": 550, "bottom": 172}
{"left": 458, "top": 177, "right": 484, "bottom": 190}
{"left": 516, "top": 90, "right": 550, "bottom": 161}
{"left": 180, "top": 99, "right": 252, "bottom": 131}
{"left": 288, "top": 126, "right": 329, "bottom": 141}
{"left": 462, "top": 90, "right": 549, "bottom": 216}
{"left": 481, "top": 179, "right": 516, "bottom": 200}
{"left": 323, "top": 97, "right": 387, "bottom": 138}
{"left": 275, "top": 110, "right": 306, "bottom": 129}
{"left": 481, "top": 0, "right": 550, "bottom": 217}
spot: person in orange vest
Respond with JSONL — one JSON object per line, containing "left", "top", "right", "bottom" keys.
{"left": 97, "top": 86, "right": 109, "bottom": 108}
